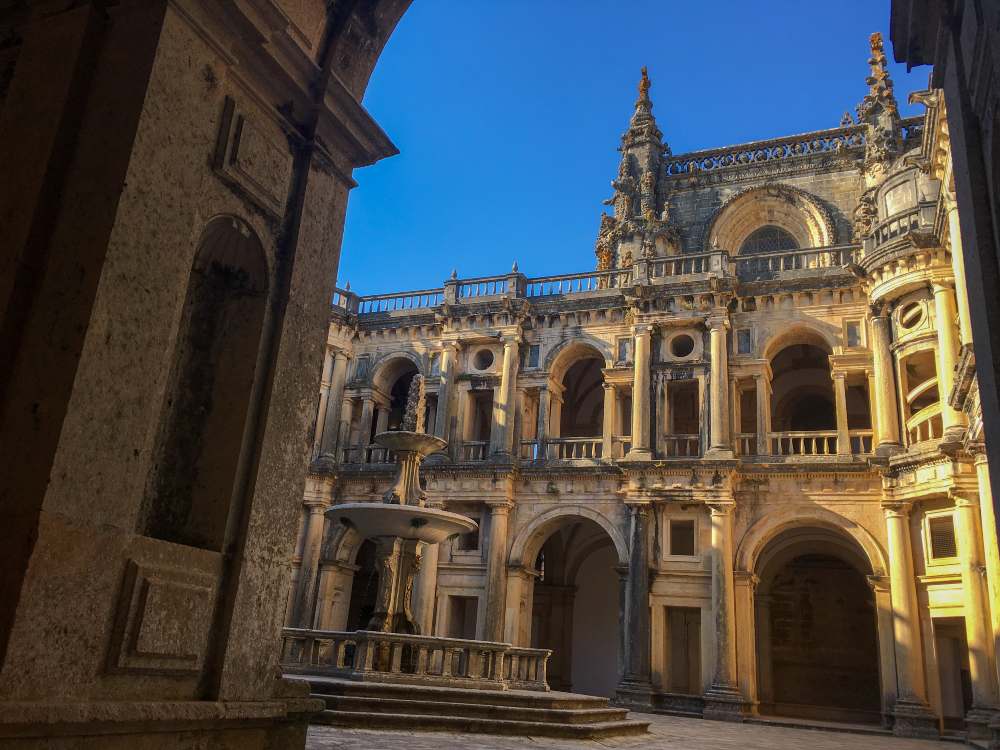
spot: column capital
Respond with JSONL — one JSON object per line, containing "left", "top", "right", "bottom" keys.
{"left": 707, "top": 500, "right": 736, "bottom": 516}
{"left": 333, "top": 349, "right": 351, "bottom": 362}
{"left": 632, "top": 323, "right": 654, "bottom": 337}
{"left": 624, "top": 501, "right": 652, "bottom": 516}
{"left": 881, "top": 499, "right": 914, "bottom": 518}
{"left": 485, "top": 499, "right": 514, "bottom": 515}
{"left": 866, "top": 573, "right": 891, "bottom": 593}
{"left": 931, "top": 279, "right": 955, "bottom": 294}
{"left": 831, "top": 370, "right": 847, "bottom": 381}
{"left": 733, "top": 570, "right": 760, "bottom": 590}
{"left": 706, "top": 314, "right": 729, "bottom": 331}
{"left": 950, "top": 490, "right": 979, "bottom": 509}
{"left": 303, "top": 498, "right": 330, "bottom": 512}
{"left": 602, "top": 381, "right": 617, "bottom": 392}
{"left": 500, "top": 332, "right": 523, "bottom": 346}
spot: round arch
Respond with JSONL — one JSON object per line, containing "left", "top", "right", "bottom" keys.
{"left": 735, "top": 508, "right": 888, "bottom": 579}
{"left": 761, "top": 323, "right": 836, "bottom": 362}
{"left": 369, "top": 351, "right": 423, "bottom": 392}
{"left": 544, "top": 338, "right": 613, "bottom": 385}
{"left": 705, "top": 184, "right": 837, "bottom": 253}
{"left": 508, "top": 506, "right": 629, "bottom": 569}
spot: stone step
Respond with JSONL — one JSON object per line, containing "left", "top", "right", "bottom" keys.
{"left": 313, "top": 709, "right": 651, "bottom": 739}
{"left": 320, "top": 693, "right": 630, "bottom": 724}
{"left": 303, "top": 676, "right": 610, "bottom": 710}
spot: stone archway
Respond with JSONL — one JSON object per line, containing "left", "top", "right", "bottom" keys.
{"left": 752, "top": 525, "right": 883, "bottom": 725}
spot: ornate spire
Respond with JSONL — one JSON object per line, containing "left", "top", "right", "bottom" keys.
{"left": 856, "top": 32, "right": 899, "bottom": 122}
{"left": 624, "top": 66, "right": 662, "bottom": 146}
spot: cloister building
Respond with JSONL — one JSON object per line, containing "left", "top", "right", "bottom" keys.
{"left": 287, "top": 36, "right": 1000, "bottom": 739}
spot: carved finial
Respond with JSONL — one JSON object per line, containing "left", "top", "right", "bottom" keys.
{"left": 840, "top": 111, "right": 854, "bottom": 126}
{"left": 450, "top": 269, "right": 458, "bottom": 280}
{"left": 344, "top": 280, "right": 351, "bottom": 291}
{"left": 511, "top": 261, "right": 518, "bottom": 273}
{"left": 857, "top": 31, "right": 898, "bottom": 121}
{"left": 638, "top": 66, "right": 650, "bottom": 101}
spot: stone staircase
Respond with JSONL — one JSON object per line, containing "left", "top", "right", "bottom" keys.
{"left": 303, "top": 676, "right": 650, "bottom": 739}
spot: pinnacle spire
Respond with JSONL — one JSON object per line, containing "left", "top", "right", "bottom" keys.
{"left": 856, "top": 32, "right": 899, "bottom": 122}
{"left": 623, "top": 66, "right": 664, "bottom": 149}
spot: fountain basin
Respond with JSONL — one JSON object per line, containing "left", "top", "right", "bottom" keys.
{"left": 374, "top": 431, "right": 447, "bottom": 457}
{"left": 329, "top": 503, "right": 478, "bottom": 544}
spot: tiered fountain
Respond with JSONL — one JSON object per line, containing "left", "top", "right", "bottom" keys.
{"left": 329, "top": 374, "right": 477, "bottom": 633}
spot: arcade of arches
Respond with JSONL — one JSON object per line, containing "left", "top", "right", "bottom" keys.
{"left": 4, "top": 2, "right": 1000, "bottom": 750}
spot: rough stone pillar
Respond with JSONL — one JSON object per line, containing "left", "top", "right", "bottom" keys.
{"left": 833, "top": 371, "right": 851, "bottom": 456}
{"left": 871, "top": 312, "right": 902, "bottom": 454}
{"left": 932, "top": 281, "right": 967, "bottom": 443}
{"left": 490, "top": 335, "right": 520, "bottom": 462}
{"left": 483, "top": 500, "right": 512, "bottom": 642}
{"left": 602, "top": 382, "right": 616, "bottom": 459}
{"left": 311, "top": 349, "right": 335, "bottom": 457}
{"left": 290, "top": 500, "right": 329, "bottom": 628}
{"left": 953, "top": 492, "right": 1000, "bottom": 730}
{"left": 320, "top": 351, "right": 349, "bottom": 456}
{"left": 617, "top": 502, "right": 652, "bottom": 706}
{"left": 947, "top": 203, "right": 975, "bottom": 345}
{"left": 535, "top": 385, "right": 550, "bottom": 460}
{"left": 883, "top": 501, "right": 938, "bottom": 737}
{"left": 976, "top": 454, "right": 1000, "bottom": 703}
{"left": 411, "top": 540, "right": 439, "bottom": 636}
{"left": 704, "top": 501, "right": 747, "bottom": 720}
{"left": 433, "top": 342, "right": 459, "bottom": 440}
{"left": 754, "top": 372, "right": 771, "bottom": 455}
{"left": 707, "top": 316, "right": 733, "bottom": 457}
{"left": 626, "top": 325, "right": 653, "bottom": 460}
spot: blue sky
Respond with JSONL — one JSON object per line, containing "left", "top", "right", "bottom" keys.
{"left": 337, "top": 0, "right": 928, "bottom": 296}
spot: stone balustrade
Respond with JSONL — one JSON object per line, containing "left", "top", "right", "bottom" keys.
{"left": 907, "top": 404, "right": 944, "bottom": 447}
{"left": 357, "top": 289, "right": 444, "bottom": 314}
{"left": 734, "top": 244, "right": 858, "bottom": 281}
{"left": 662, "top": 434, "right": 701, "bottom": 458}
{"left": 649, "top": 251, "right": 725, "bottom": 279}
{"left": 525, "top": 269, "right": 631, "bottom": 297}
{"left": 458, "top": 440, "right": 489, "bottom": 462}
{"left": 546, "top": 437, "right": 603, "bottom": 460}
{"left": 280, "top": 628, "right": 550, "bottom": 692}
{"left": 770, "top": 430, "right": 839, "bottom": 456}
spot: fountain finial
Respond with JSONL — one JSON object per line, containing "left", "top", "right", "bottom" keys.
{"left": 402, "top": 374, "right": 426, "bottom": 433}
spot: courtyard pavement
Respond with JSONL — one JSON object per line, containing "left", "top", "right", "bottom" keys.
{"left": 306, "top": 713, "right": 958, "bottom": 750}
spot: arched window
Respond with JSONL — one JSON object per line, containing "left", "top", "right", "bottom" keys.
{"left": 143, "top": 216, "right": 268, "bottom": 551}
{"left": 739, "top": 225, "right": 799, "bottom": 255}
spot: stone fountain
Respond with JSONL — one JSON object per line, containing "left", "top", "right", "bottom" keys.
{"left": 328, "top": 374, "right": 477, "bottom": 633}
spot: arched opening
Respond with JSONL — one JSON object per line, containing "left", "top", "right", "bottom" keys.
{"left": 346, "top": 539, "right": 379, "bottom": 631}
{"left": 770, "top": 343, "right": 835, "bottom": 431}
{"left": 755, "top": 527, "right": 881, "bottom": 725}
{"left": 739, "top": 225, "right": 800, "bottom": 255}
{"left": 529, "top": 517, "right": 619, "bottom": 696}
{"left": 559, "top": 357, "right": 604, "bottom": 438}
{"left": 144, "top": 216, "right": 268, "bottom": 551}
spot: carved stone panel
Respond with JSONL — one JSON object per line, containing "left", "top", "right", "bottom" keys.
{"left": 214, "top": 96, "right": 293, "bottom": 219}
{"left": 106, "top": 559, "right": 217, "bottom": 676}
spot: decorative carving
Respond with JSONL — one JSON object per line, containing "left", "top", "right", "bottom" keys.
{"left": 402, "top": 374, "right": 425, "bottom": 432}
{"left": 853, "top": 188, "right": 878, "bottom": 239}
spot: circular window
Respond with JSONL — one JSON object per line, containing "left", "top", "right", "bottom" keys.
{"left": 899, "top": 302, "right": 924, "bottom": 330}
{"left": 473, "top": 349, "right": 495, "bottom": 370}
{"left": 670, "top": 334, "right": 695, "bottom": 358}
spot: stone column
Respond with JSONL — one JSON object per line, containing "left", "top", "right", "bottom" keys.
{"left": 707, "top": 316, "right": 733, "bottom": 457}
{"left": 976, "top": 455, "right": 1000, "bottom": 694}
{"left": 433, "top": 342, "right": 459, "bottom": 440}
{"left": 871, "top": 311, "right": 902, "bottom": 454}
{"left": 375, "top": 402, "right": 390, "bottom": 434}
{"left": 536, "top": 385, "right": 550, "bottom": 460}
{"left": 932, "top": 281, "right": 967, "bottom": 443}
{"left": 883, "top": 501, "right": 938, "bottom": 737}
{"left": 289, "top": 500, "right": 328, "bottom": 628}
{"left": 311, "top": 349, "right": 335, "bottom": 457}
{"left": 337, "top": 397, "right": 355, "bottom": 458}
{"left": 617, "top": 502, "right": 652, "bottom": 706}
{"left": 833, "top": 371, "right": 851, "bottom": 456}
{"left": 703, "top": 501, "right": 747, "bottom": 720}
{"left": 733, "top": 571, "right": 759, "bottom": 707}
{"left": 626, "top": 325, "right": 653, "bottom": 460}
{"left": 953, "top": 492, "right": 999, "bottom": 727}
{"left": 411, "top": 540, "right": 439, "bottom": 636}
{"left": 602, "top": 382, "right": 616, "bottom": 459}
{"left": 754, "top": 373, "right": 771, "bottom": 455}
{"left": 946, "top": 202, "right": 975, "bottom": 345}
{"left": 868, "top": 575, "right": 899, "bottom": 727}
{"left": 490, "top": 334, "right": 520, "bottom": 462}
{"left": 357, "top": 394, "right": 376, "bottom": 447}
{"left": 755, "top": 592, "right": 774, "bottom": 708}
{"left": 483, "top": 500, "right": 512, "bottom": 642}
{"left": 319, "top": 351, "right": 349, "bottom": 456}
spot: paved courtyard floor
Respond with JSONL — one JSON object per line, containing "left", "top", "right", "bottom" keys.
{"left": 306, "top": 713, "right": 958, "bottom": 750}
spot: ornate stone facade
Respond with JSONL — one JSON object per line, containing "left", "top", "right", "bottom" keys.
{"left": 291, "top": 38, "right": 1000, "bottom": 741}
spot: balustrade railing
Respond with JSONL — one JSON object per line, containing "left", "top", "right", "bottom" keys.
{"left": 770, "top": 431, "right": 838, "bottom": 456}
{"left": 872, "top": 207, "right": 923, "bottom": 248}
{"left": 735, "top": 433, "right": 757, "bottom": 456}
{"left": 662, "top": 434, "right": 701, "bottom": 458}
{"left": 458, "top": 440, "right": 488, "bottom": 462}
{"left": 280, "top": 628, "right": 550, "bottom": 692}
{"left": 735, "top": 245, "right": 857, "bottom": 281}
{"left": 340, "top": 444, "right": 395, "bottom": 465}
{"left": 525, "top": 269, "right": 631, "bottom": 297}
{"left": 849, "top": 429, "right": 875, "bottom": 455}
{"left": 546, "top": 437, "right": 603, "bottom": 460}
{"left": 357, "top": 289, "right": 444, "bottom": 314}
{"left": 649, "top": 252, "right": 719, "bottom": 279}
{"left": 459, "top": 276, "right": 508, "bottom": 299}
{"left": 331, "top": 287, "right": 357, "bottom": 312}
{"left": 663, "top": 125, "right": 866, "bottom": 176}
{"left": 907, "top": 404, "right": 943, "bottom": 447}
